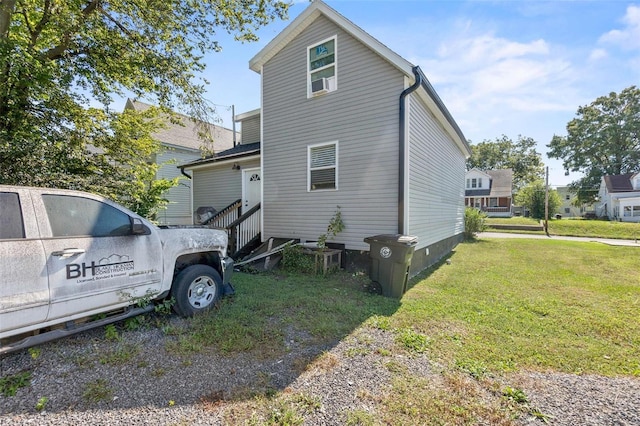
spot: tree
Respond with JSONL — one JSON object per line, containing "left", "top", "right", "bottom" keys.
{"left": 0, "top": 0, "right": 288, "bottom": 216}
{"left": 466, "top": 135, "right": 545, "bottom": 191}
{"left": 515, "top": 181, "right": 561, "bottom": 220}
{"left": 547, "top": 86, "right": 640, "bottom": 204}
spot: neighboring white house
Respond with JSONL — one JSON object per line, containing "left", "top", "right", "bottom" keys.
{"left": 464, "top": 169, "right": 513, "bottom": 217}
{"left": 555, "top": 186, "right": 595, "bottom": 218}
{"left": 181, "top": 0, "right": 471, "bottom": 274}
{"left": 596, "top": 172, "right": 640, "bottom": 222}
{"left": 125, "top": 99, "right": 236, "bottom": 225}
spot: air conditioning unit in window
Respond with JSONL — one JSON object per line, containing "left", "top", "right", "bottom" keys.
{"left": 311, "top": 78, "right": 329, "bottom": 95}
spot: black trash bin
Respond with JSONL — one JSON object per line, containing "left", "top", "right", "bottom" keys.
{"left": 364, "top": 234, "right": 418, "bottom": 298}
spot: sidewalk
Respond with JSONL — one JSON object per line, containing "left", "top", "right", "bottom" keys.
{"left": 478, "top": 232, "right": 640, "bottom": 247}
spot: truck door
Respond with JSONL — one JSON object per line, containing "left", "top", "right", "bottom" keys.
{"left": 36, "top": 193, "right": 163, "bottom": 321}
{"left": 0, "top": 190, "right": 49, "bottom": 337}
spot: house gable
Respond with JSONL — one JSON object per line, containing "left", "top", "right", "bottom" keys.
{"left": 250, "top": 0, "right": 469, "bottom": 158}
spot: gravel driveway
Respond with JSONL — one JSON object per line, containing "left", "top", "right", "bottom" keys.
{"left": 1, "top": 314, "right": 639, "bottom": 425}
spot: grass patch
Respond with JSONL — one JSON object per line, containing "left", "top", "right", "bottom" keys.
{"left": 485, "top": 217, "right": 540, "bottom": 226}
{"left": 175, "top": 271, "right": 399, "bottom": 358}
{"left": 397, "top": 239, "right": 640, "bottom": 376}
{"left": 548, "top": 218, "right": 640, "bottom": 240}
{"left": 486, "top": 216, "right": 640, "bottom": 240}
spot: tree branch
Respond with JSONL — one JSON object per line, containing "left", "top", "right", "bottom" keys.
{"left": 30, "top": 0, "right": 52, "bottom": 46}
{"left": 0, "top": 0, "right": 17, "bottom": 38}
{"left": 43, "top": 0, "right": 101, "bottom": 60}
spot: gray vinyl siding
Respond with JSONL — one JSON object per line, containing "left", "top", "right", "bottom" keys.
{"left": 240, "top": 115, "right": 261, "bottom": 144}
{"left": 262, "top": 16, "right": 403, "bottom": 250}
{"left": 156, "top": 146, "right": 201, "bottom": 225}
{"left": 407, "top": 94, "right": 466, "bottom": 247}
{"left": 192, "top": 158, "right": 260, "bottom": 212}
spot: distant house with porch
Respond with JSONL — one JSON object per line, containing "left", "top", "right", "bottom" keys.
{"left": 125, "top": 99, "right": 236, "bottom": 225}
{"left": 180, "top": 0, "right": 471, "bottom": 276}
{"left": 595, "top": 172, "right": 640, "bottom": 222}
{"left": 464, "top": 169, "right": 513, "bottom": 217}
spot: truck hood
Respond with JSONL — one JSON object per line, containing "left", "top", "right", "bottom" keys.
{"left": 158, "top": 226, "right": 229, "bottom": 258}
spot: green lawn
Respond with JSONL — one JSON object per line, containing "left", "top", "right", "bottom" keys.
{"left": 175, "top": 238, "right": 639, "bottom": 424}
{"left": 396, "top": 239, "right": 639, "bottom": 376}
{"left": 486, "top": 216, "right": 640, "bottom": 240}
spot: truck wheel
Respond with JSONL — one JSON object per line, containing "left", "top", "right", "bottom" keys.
{"left": 171, "top": 265, "right": 222, "bottom": 317}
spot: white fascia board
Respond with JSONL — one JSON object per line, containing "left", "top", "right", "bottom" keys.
{"left": 182, "top": 154, "right": 261, "bottom": 172}
{"left": 235, "top": 108, "right": 261, "bottom": 122}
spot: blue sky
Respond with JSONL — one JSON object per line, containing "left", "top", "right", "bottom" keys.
{"left": 116, "top": 0, "right": 640, "bottom": 186}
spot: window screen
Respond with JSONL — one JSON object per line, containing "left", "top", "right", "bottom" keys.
{"left": 0, "top": 192, "right": 25, "bottom": 239}
{"left": 309, "top": 143, "right": 337, "bottom": 191}
{"left": 42, "top": 195, "right": 132, "bottom": 237}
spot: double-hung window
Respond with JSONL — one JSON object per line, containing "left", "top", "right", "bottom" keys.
{"left": 308, "top": 36, "right": 336, "bottom": 96}
{"left": 308, "top": 142, "right": 338, "bottom": 191}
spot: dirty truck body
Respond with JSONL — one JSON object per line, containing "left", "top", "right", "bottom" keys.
{"left": 0, "top": 185, "right": 233, "bottom": 354}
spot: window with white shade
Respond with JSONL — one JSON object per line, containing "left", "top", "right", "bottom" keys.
{"left": 308, "top": 36, "right": 337, "bottom": 97}
{"left": 308, "top": 142, "right": 338, "bottom": 191}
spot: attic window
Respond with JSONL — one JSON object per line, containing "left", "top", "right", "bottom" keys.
{"left": 308, "top": 141, "right": 338, "bottom": 191}
{"left": 308, "top": 36, "right": 337, "bottom": 97}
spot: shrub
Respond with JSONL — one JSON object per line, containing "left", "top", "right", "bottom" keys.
{"left": 464, "top": 207, "right": 487, "bottom": 240}
{"left": 281, "top": 243, "right": 316, "bottom": 274}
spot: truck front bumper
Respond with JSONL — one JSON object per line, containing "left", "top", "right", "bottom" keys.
{"left": 220, "top": 256, "right": 235, "bottom": 295}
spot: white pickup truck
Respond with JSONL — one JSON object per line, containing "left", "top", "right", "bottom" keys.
{"left": 0, "top": 185, "right": 234, "bottom": 354}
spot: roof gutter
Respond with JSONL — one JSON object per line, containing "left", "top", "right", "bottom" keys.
{"left": 398, "top": 66, "right": 422, "bottom": 234}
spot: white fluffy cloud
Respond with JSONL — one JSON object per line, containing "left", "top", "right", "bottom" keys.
{"left": 599, "top": 4, "right": 640, "bottom": 50}
{"left": 411, "top": 30, "right": 575, "bottom": 116}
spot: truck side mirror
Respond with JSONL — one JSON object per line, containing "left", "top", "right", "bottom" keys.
{"left": 131, "top": 218, "right": 149, "bottom": 235}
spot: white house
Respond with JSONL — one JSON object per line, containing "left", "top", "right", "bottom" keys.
{"left": 464, "top": 169, "right": 513, "bottom": 217}
{"left": 180, "top": 0, "right": 471, "bottom": 275}
{"left": 125, "top": 99, "right": 236, "bottom": 225}
{"left": 596, "top": 172, "right": 640, "bottom": 222}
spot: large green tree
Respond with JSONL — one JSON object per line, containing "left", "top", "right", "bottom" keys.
{"left": 547, "top": 86, "right": 640, "bottom": 204}
{"left": 0, "top": 0, "right": 288, "bottom": 216}
{"left": 515, "top": 180, "right": 561, "bottom": 220}
{"left": 466, "top": 135, "right": 545, "bottom": 191}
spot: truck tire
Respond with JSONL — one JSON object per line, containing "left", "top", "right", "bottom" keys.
{"left": 171, "top": 265, "right": 222, "bottom": 317}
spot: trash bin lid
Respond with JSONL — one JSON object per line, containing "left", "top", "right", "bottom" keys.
{"left": 364, "top": 234, "right": 418, "bottom": 246}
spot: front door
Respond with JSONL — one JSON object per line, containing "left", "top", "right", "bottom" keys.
{"left": 243, "top": 168, "right": 261, "bottom": 210}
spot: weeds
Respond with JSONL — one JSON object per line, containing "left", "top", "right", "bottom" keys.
{"left": 502, "top": 386, "right": 528, "bottom": 404}
{"left": 0, "top": 371, "right": 32, "bottom": 396}
{"left": 345, "top": 410, "right": 375, "bottom": 426}
{"left": 396, "top": 328, "right": 430, "bottom": 353}
{"left": 35, "top": 396, "right": 48, "bottom": 411}
{"left": 83, "top": 379, "right": 113, "bottom": 403}
{"left": 99, "top": 344, "right": 139, "bottom": 365}
{"left": 104, "top": 324, "right": 120, "bottom": 341}
{"left": 28, "top": 347, "right": 41, "bottom": 360}
{"left": 456, "top": 359, "right": 488, "bottom": 380}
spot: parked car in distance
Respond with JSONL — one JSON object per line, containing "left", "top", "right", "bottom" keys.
{"left": 0, "top": 185, "right": 234, "bottom": 355}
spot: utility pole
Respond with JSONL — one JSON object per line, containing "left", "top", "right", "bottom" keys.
{"left": 544, "top": 166, "right": 549, "bottom": 236}
{"left": 231, "top": 104, "right": 236, "bottom": 147}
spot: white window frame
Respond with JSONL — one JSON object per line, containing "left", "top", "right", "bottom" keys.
{"left": 307, "top": 35, "right": 337, "bottom": 98}
{"left": 307, "top": 141, "right": 338, "bottom": 192}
